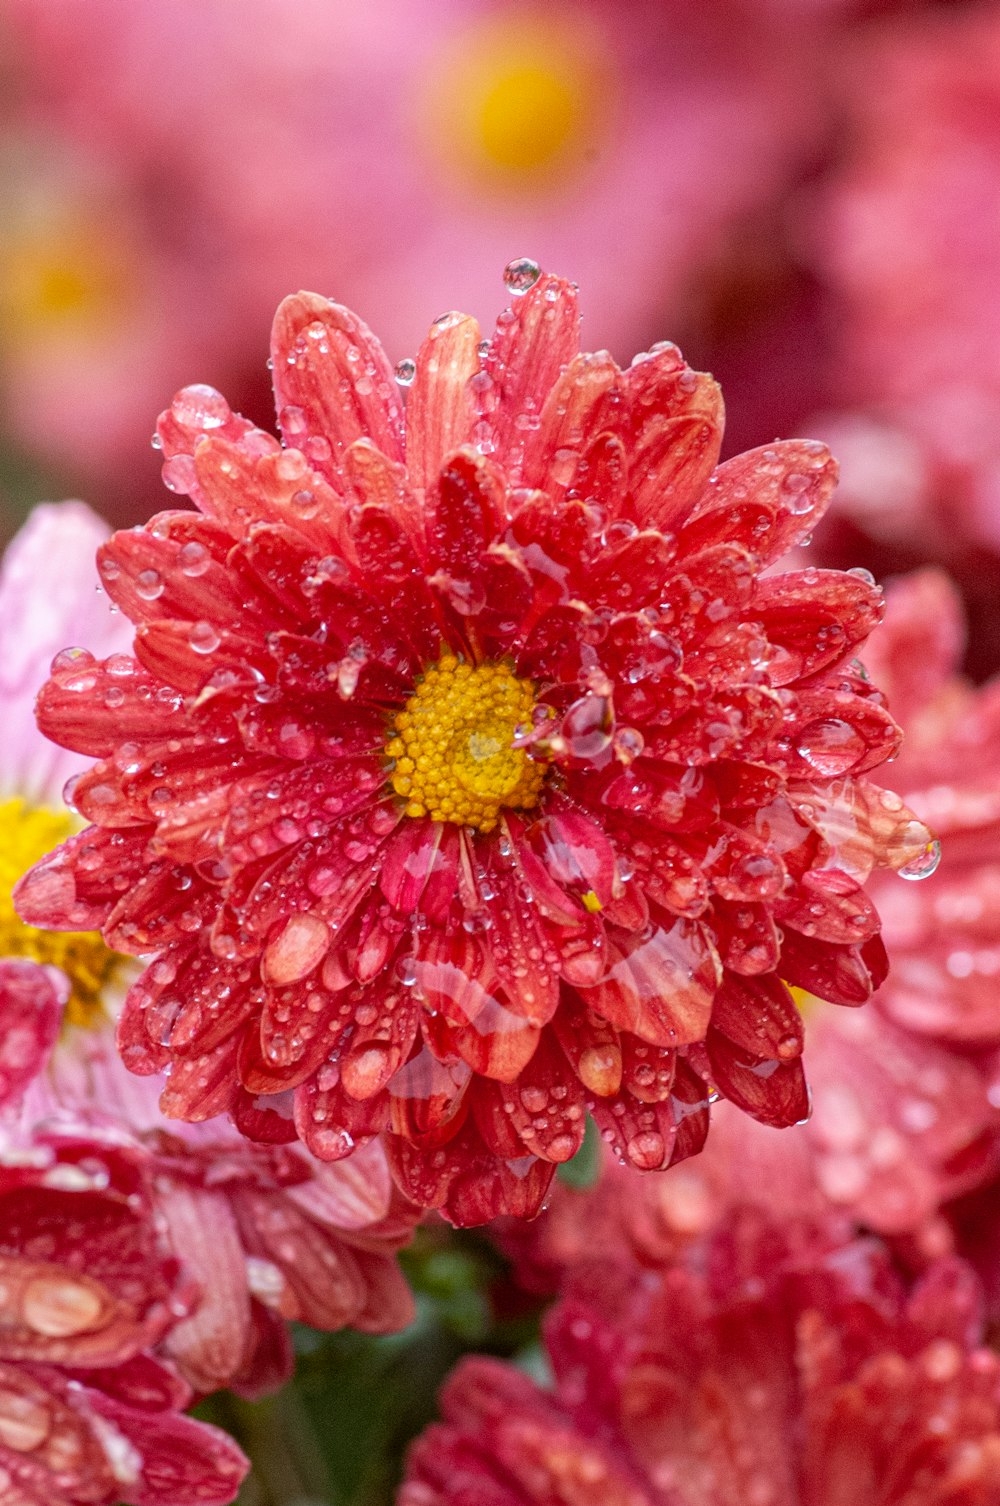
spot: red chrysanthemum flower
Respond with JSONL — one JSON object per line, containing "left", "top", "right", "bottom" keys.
{"left": 0, "top": 1019, "right": 248, "bottom": 1506}
{"left": 17, "top": 268, "right": 933, "bottom": 1223}
{"left": 403, "top": 1213, "right": 1000, "bottom": 1506}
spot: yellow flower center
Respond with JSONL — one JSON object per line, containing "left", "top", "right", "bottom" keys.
{"left": 420, "top": 14, "right": 609, "bottom": 191}
{"left": 386, "top": 658, "right": 547, "bottom": 833}
{"left": 0, "top": 800, "right": 118, "bottom": 1029}
{"left": 0, "top": 208, "right": 131, "bottom": 342}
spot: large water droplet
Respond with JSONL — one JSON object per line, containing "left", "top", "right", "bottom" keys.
{"left": 898, "top": 838, "right": 942, "bottom": 881}
{"left": 21, "top": 1273, "right": 105, "bottom": 1337}
{"left": 170, "top": 383, "right": 231, "bottom": 430}
{"left": 794, "top": 717, "right": 865, "bottom": 775}
{"left": 188, "top": 621, "right": 221, "bottom": 655}
{"left": 394, "top": 358, "right": 416, "bottom": 386}
{"left": 503, "top": 257, "right": 542, "bottom": 295}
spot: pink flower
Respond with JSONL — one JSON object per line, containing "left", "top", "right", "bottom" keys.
{"left": 403, "top": 1212, "right": 1000, "bottom": 1506}
{"left": 811, "top": 7, "right": 1000, "bottom": 561}
{"left": 20, "top": 1029, "right": 417, "bottom": 1397}
{"left": 7, "top": 0, "right": 823, "bottom": 355}
{"left": 17, "top": 272, "right": 930, "bottom": 1224}
{"left": 0, "top": 1042, "right": 248, "bottom": 1505}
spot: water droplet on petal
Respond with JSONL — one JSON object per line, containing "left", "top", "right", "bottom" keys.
{"left": 135, "top": 568, "right": 163, "bottom": 601}
{"left": 170, "top": 383, "right": 231, "bottom": 430}
{"left": 21, "top": 1273, "right": 105, "bottom": 1337}
{"left": 794, "top": 717, "right": 865, "bottom": 775}
{"left": 503, "top": 257, "right": 542, "bottom": 295}
{"left": 898, "top": 839, "right": 942, "bottom": 881}
{"left": 394, "top": 358, "right": 416, "bottom": 386}
{"left": 188, "top": 621, "right": 221, "bottom": 655}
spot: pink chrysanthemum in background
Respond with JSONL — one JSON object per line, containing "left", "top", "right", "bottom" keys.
{"left": 17, "top": 270, "right": 933, "bottom": 1224}
{"left": 1, "top": 0, "right": 830, "bottom": 515}
{"left": 0, "top": 505, "right": 417, "bottom": 1416}
{"left": 19, "top": 1036, "right": 418, "bottom": 1398}
{"left": 403, "top": 1211, "right": 1000, "bottom": 1506}
{"left": 501, "top": 567, "right": 1000, "bottom": 1285}
{"left": 799, "top": 6, "right": 1000, "bottom": 674}
{"left": 0, "top": 978, "right": 248, "bottom": 1505}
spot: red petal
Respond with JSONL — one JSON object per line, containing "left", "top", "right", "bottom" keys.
{"left": 707, "top": 1029, "right": 810, "bottom": 1127}
{"left": 270, "top": 292, "right": 404, "bottom": 477}
{"left": 37, "top": 654, "right": 185, "bottom": 758}
{"left": 752, "top": 569, "right": 883, "bottom": 684}
{"left": 519, "top": 350, "right": 619, "bottom": 494}
{"left": 482, "top": 274, "right": 580, "bottom": 458}
{"left": 407, "top": 312, "right": 481, "bottom": 491}
{"left": 688, "top": 440, "right": 838, "bottom": 565}
{"left": 581, "top": 920, "right": 719, "bottom": 1046}
{"left": 620, "top": 350, "right": 722, "bottom": 531}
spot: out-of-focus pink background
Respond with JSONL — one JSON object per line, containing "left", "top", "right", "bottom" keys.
{"left": 3, "top": 0, "right": 1000, "bottom": 671}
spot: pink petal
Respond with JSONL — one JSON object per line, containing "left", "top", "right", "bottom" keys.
{"left": 0, "top": 959, "right": 61, "bottom": 1111}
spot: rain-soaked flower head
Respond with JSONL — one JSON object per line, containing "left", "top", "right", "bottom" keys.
{"left": 401, "top": 1212, "right": 1000, "bottom": 1506}
{"left": 17, "top": 266, "right": 935, "bottom": 1223}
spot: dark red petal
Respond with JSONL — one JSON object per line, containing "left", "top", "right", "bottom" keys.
{"left": 710, "top": 973, "right": 803, "bottom": 1062}
{"left": 779, "top": 930, "right": 884, "bottom": 1005}
{"left": 707, "top": 1028, "right": 810, "bottom": 1127}
{"left": 93, "top": 1395, "right": 249, "bottom": 1506}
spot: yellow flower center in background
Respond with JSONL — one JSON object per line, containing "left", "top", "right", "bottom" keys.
{"left": 387, "top": 658, "right": 547, "bottom": 833}
{"left": 421, "top": 13, "right": 610, "bottom": 192}
{"left": 0, "top": 209, "right": 131, "bottom": 341}
{"left": 0, "top": 799, "right": 118, "bottom": 1029}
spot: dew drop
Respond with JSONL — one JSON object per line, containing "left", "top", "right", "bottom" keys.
{"left": 503, "top": 257, "right": 542, "bottom": 295}
{"left": 794, "top": 717, "right": 865, "bottom": 775}
{"left": 170, "top": 383, "right": 231, "bottom": 431}
{"left": 780, "top": 471, "right": 815, "bottom": 515}
{"left": 394, "top": 358, "right": 416, "bottom": 386}
{"left": 898, "top": 839, "right": 942, "bottom": 881}
{"left": 135, "top": 568, "right": 163, "bottom": 601}
{"left": 177, "top": 541, "right": 210, "bottom": 577}
{"left": 188, "top": 621, "right": 221, "bottom": 655}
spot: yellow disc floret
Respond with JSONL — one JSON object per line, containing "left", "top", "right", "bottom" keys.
{"left": 0, "top": 799, "right": 119, "bottom": 1029}
{"left": 386, "top": 657, "right": 548, "bottom": 833}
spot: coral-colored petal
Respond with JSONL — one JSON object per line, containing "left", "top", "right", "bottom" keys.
{"left": 406, "top": 312, "right": 481, "bottom": 491}
{"left": 482, "top": 274, "right": 580, "bottom": 458}
{"left": 271, "top": 292, "right": 404, "bottom": 478}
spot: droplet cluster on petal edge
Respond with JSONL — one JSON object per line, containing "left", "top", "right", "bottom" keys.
{"left": 14, "top": 267, "right": 937, "bottom": 1225}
